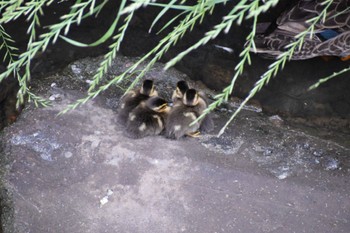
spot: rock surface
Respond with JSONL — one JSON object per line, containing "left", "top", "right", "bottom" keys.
{"left": 0, "top": 55, "right": 349, "bottom": 233}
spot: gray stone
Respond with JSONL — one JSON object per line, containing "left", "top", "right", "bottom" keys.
{"left": 0, "top": 55, "right": 349, "bottom": 233}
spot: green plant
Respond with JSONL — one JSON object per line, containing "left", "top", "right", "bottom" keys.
{"left": 0, "top": 0, "right": 348, "bottom": 135}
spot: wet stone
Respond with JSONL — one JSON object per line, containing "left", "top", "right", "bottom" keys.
{"left": 323, "top": 157, "right": 340, "bottom": 171}
{"left": 49, "top": 94, "right": 61, "bottom": 101}
{"left": 268, "top": 115, "right": 284, "bottom": 127}
{"left": 313, "top": 150, "right": 324, "bottom": 157}
{"left": 71, "top": 64, "right": 82, "bottom": 75}
{"left": 262, "top": 148, "right": 273, "bottom": 156}
{"left": 64, "top": 151, "right": 73, "bottom": 158}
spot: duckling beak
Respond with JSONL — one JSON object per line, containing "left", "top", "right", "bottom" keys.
{"left": 156, "top": 103, "right": 171, "bottom": 112}
{"left": 164, "top": 106, "right": 171, "bottom": 113}
{"left": 175, "top": 88, "right": 183, "bottom": 97}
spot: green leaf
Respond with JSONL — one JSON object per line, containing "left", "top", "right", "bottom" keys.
{"left": 149, "top": 0, "right": 178, "bottom": 33}
{"left": 59, "top": 0, "right": 127, "bottom": 47}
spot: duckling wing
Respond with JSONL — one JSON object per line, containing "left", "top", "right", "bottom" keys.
{"left": 166, "top": 107, "right": 200, "bottom": 139}
{"left": 126, "top": 108, "right": 165, "bottom": 138}
{"left": 200, "top": 114, "right": 214, "bottom": 133}
{"left": 117, "top": 91, "right": 149, "bottom": 124}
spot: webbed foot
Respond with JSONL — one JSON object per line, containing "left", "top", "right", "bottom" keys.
{"left": 186, "top": 131, "right": 201, "bottom": 138}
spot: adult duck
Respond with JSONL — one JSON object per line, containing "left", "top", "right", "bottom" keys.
{"left": 252, "top": 0, "right": 350, "bottom": 60}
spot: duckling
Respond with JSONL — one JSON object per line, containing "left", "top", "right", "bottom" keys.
{"left": 171, "top": 80, "right": 189, "bottom": 104}
{"left": 166, "top": 88, "right": 209, "bottom": 139}
{"left": 125, "top": 96, "right": 170, "bottom": 139}
{"left": 171, "top": 81, "right": 214, "bottom": 133}
{"left": 196, "top": 92, "right": 214, "bottom": 133}
{"left": 117, "top": 79, "right": 158, "bottom": 124}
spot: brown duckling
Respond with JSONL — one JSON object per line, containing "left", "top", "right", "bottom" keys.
{"left": 166, "top": 88, "right": 210, "bottom": 139}
{"left": 117, "top": 79, "right": 157, "bottom": 124}
{"left": 126, "top": 96, "right": 170, "bottom": 139}
{"left": 171, "top": 81, "right": 214, "bottom": 133}
{"left": 196, "top": 91, "right": 214, "bottom": 133}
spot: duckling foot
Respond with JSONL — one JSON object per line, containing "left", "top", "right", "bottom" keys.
{"left": 186, "top": 131, "right": 201, "bottom": 138}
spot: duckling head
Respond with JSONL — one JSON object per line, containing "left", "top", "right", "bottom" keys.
{"left": 140, "top": 79, "right": 158, "bottom": 96}
{"left": 183, "top": 89, "right": 199, "bottom": 107}
{"left": 174, "top": 80, "right": 189, "bottom": 99}
{"left": 146, "top": 96, "right": 170, "bottom": 113}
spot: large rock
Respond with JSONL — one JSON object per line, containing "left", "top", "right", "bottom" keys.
{"left": 0, "top": 55, "right": 349, "bottom": 233}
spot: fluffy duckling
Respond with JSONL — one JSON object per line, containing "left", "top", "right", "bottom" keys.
{"left": 171, "top": 80, "right": 189, "bottom": 104}
{"left": 196, "top": 92, "right": 214, "bottom": 133}
{"left": 117, "top": 79, "right": 158, "bottom": 124}
{"left": 166, "top": 89, "right": 209, "bottom": 139}
{"left": 126, "top": 96, "right": 170, "bottom": 139}
{"left": 172, "top": 81, "right": 214, "bottom": 133}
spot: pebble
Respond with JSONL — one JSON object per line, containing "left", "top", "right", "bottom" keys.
{"left": 64, "top": 151, "right": 73, "bottom": 158}
{"left": 263, "top": 148, "right": 273, "bottom": 156}
{"left": 49, "top": 94, "right": 61, "bottom": 101}
{"left": 313, "top": 150, "right": 323, "bottom": 157}
{"left": 99, "top": 196, "right": 108, "bottom": 206}
{"left": 277, "top": 172, "right": 289, "bottom": 180}
{"left": 99, "top": 189, "right": 114, "bottom": 207}
{"left": 268, "top": 115, "right": 284, "bottom": 126}
{"left": 71, "top": 64, "right": 81, "bottom": 74}
{"left": 324, "top": 158, "right": 340, "bottom": 171}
